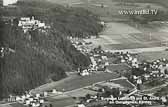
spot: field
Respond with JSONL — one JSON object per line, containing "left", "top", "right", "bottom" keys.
{"left": 138, "top": 51, "right": 168, "bottom": 62}
{"left": 84, "top": 22, "right": 168, "bottom": 50}
{"left": 47, "top": 0, "right": 83, "bottom": 5}
{"left": 8, "top": 103, "right": 26, "bottom": 107}
{"left": 107, "top": 64, "right": 130, "bottom": 72}
{"left": 97, "top": 78, "right": 135, "bottom": 90}
{"left": 46, "top": 0, "right": 168, "bottom": 50}
{"left": 49, "top": 0, "right": 168, "bottom": 50}
{"left": 65, "top": 88, "right": 97, "bottom": 97}
{"left": 32, "top": 71, "right": 119, "bottom": 94}
{"left": 47, "top": 0, "right": 166, "bottom": 21}
{"left": 46, "top": 97, "right": 76, "bottom": 107}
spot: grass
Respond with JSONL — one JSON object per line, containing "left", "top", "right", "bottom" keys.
{"left": 85, "top": 22, "right": 168, "bottom": 50}
{"left": 143, "top": 78, "right": 166, "bottom": 90}
{"left": 66, "top": 88, "right": 97, "bottom": 97}
{"left": 107, "top": 64, "right": 130, "bottom": 72}
{"left": 10, "top": 103, "right": 26, "bottom": 107}
{"left": 32, "top": 72, "right": 119, "bottom": 94}
{"left": 137, "top": 51, "right": 168, "bottom": 62}
{"left": 46, "top": 97, "right": 76, "bottom": 107}
{"left": 155, "top": 85, "right": 168, "bottom": 97}
{"left": 111, "top": 79, "right": 135, "bottom": 90}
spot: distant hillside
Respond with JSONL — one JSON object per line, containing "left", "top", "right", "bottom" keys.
{"left": 0, "top": 0, "right": 102, "bottom": 98}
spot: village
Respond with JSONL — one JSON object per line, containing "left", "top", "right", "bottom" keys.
{"left": 67, "top": 30, "right": 168, "bottom": 107}
{"left": 1, "top": 20, "right": 168, "bottom": 107}
{"left": 1, "top": 0, "right": 168, "bottom": 107}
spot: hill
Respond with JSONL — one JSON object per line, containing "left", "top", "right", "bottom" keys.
{"left": 0, "top": 0, "right": 102, "bottom": 98}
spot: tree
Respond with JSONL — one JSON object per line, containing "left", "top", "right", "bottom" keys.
{"left": 85, "top": 94, "right": 91, "bottom": 99}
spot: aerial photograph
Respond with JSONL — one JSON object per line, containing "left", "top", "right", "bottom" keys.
{"left": 1, "top": 0, "right": 168, "bottom": 107}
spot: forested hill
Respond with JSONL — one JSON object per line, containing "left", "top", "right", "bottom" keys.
{"left": 0, "top": 0, "right": 103, "bottom": 98}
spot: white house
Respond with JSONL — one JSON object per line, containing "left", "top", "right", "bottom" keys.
{"left": 78, "top": 104, "right": 86, "bottom": 107}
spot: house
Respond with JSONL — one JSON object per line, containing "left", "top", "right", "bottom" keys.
{"left": 43, "top": 92, "right": 48, "bottom": 97}
{"left": 143, "top": 74, "right": 150, "bottom": 80}
{"left": 137, "top": 79, "right": 142, "bottom": 85}
{"left": 78, "top": 104, "right": 86, "bottom": 107}
{"left": 80, "top": 70, "right": 89, "bottom": 76}
{"left": 0, "top": 47, "right": 5, "bottom": 57}
{"left": 52, "top": 89, "right": 57, "bottom": 94}
{"left": 100, "top": 21, "right": 105, "bottom": 26}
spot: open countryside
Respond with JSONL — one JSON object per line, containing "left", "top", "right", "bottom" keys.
{"left": 1, "top": 0, "right": 168, "bottom": 107}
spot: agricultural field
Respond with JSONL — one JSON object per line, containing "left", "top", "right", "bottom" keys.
{"left": 32, "top": 71, "right": 119, "bottom": 94}
{"left": 111, "top": 79, "right": 135, "bottom": 90}
{"left": 47, "top": 0, "right": 168, "bottom": 50}
{"left": 97, "top": 78, "right": 135, "bottom": 90}
{"left": 137, "top": 51, "right": 168, "bottom": 62}
{"left": 84, "top": 22, "right": 168, "bottom": 50}
{"left": 107, "top": 63, "right": 130, "bottom": 72}
{"left": 47, "top": 0, "right": 83, "bottom": 5}
{"left": 48, "top": 0, "right": 166, "bottom": 21}
{"left": 65, "top": 88, "right": 97, "bottom": 97}
{"left": 45, "top": 96, "right": 76, "bottom": 107}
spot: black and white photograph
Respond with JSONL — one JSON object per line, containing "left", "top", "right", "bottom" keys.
{"left": 0, "top": 0, "right": 168, "bottom": 107}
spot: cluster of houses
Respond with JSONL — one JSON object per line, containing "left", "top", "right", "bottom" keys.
{"left": 0, "top": 47, "right": 5, "bottom": 58}
{"left": 70, "top": 38, "right": 92, "bottom": 54}
{"left": 117, "top": 52, "right": 139, "bottom": 68}
{"left": 7, "top": 92, "right": 45, "bottom": 107}
{"left": 79, "top": 47, "right": 110, "bottom": 76}
{"left": 76, "top": 49, "right": 168, "bottom": 106}
{"left": 113, "top": 51, "right": 168, "bottom": 89}
{"left": 70, "top": 36, "right": 168, "bottom": 90}
{"left": 15, "top": 93, "right": 45, "bottom": 107}
{"left": 76, "top": 84, "right": 134, "bottom": 107}
{"left": 76, "top": 77, "right": 168, "bottom": 107}
{"left": 129, "top": 58, "right": 168, "bottom": 89}
{"left": 6, "top": 89, "right": 63, "bottom": 107}
{"left": 69, "top": 37, "right": 110, "bottom": 76}
{"left": 0, "top": 47, "right": 15, "bottom": 58}
{"left": 18, "top": 16, "right": 50, "bottom": 33}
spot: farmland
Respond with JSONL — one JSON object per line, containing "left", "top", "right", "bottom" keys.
{"left": 47, "top": 0, "right": 168, "bottom": 50}
{"left": 138, "top": 51, "right": 168, "bottom": 62}
{"left": 84, "top": 22, "right": 168, "bottom": 50}
{"left": 45, "top": 0, "right": 168, "bottom": 51}
{"left": 32, "top": 71, "right": 120, "bottom": 94}
{"left": 48, "top": 0, "right": 166, "bottom": 21}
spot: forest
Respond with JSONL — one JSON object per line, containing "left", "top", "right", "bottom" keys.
{"left": 0, "top": 0, "right": 103, "bottom": 99}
